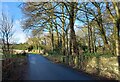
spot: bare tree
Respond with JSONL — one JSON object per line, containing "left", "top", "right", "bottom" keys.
{"left": 0, "top": 11, "right": 14, "bottom": 57}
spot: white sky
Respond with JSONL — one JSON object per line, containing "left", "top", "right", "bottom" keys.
{"left": 12, "top": 20, "right": 27, "bottom": 44}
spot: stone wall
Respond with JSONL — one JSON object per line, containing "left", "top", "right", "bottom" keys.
{"left": 45, "top": 54, "right": 120, "bottom": 80}
{"left": 84, "top": 57, "right": 119, "bottom": 80}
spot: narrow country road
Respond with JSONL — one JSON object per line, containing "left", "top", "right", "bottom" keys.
{"left": 22, "top": 54, "right": 96, "bottom": 80}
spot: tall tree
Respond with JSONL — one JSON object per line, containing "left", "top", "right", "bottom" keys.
{"left": 106, "top": 2, "right": 120, "bottom": 78}
{"left": 0, "top": 11, "right": 14, "bottom": 56}
{"left": 64, "top": 2, "right": 79, "bottom": 55}
{"left": 106, "top": 2, "right": 120, "bottom": 56}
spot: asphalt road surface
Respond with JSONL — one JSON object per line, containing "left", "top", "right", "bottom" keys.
{"left": 23, "top": 54, "right": 96, "bottom": 80}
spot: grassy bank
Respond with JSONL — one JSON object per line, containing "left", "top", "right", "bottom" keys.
{"left": 2, "top": 53, "right": 27, "bottom": 80}
{"left": 44, "top": 52, "right": 119, "bottom": 80}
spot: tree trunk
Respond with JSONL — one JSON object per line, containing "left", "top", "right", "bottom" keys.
{"left": 65, "top": 31, "right": 69, "bottom": 65}
{"left": 51, "top": 28, "right": 54, "bottom": 51}
{"left": 6, "top": 36, "right": 10, "bottom": 55}
{"left": 66, "top": 31, "right": 69, "bottom": 56}
{"left": 69, "top": 2, "right": 79, "bottom": 56}
{"left": 55, "top": 26, "right": 59, "bottom": 48}
{"left": 86, "top": 12, "right": 91, "bottom": 53}
{"left": 115, "top": 12, "right": 120, "bottom": 56}
{"left": 92, "top": 27, "right": 96, "bottom": 53}
{"left": 70, "top": 3, "right": 79, "bottom": 55}
{"left": 61, "top": 4, "right": 66, "bottom": 56}
{"left": 93, "top": 3, "right": 110, "bottom": 53}
{"left": 49, "top": 25, "right": 54, "bottom": 51}
{"left": 97, "top": 7, "right": 110, "bottom": 53}
{"left": 84, "top": 4, "right": 94, "bottom": 53}
{"left": 115, "top": 11, "right": 120, "bottom": 80}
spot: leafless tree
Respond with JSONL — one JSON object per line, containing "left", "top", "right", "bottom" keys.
{"left": 0, "top": 11, "right": 14, "bottom": 57}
